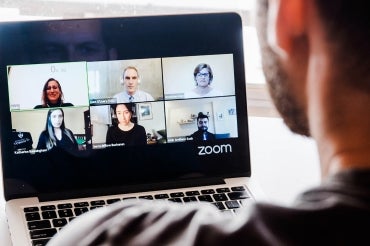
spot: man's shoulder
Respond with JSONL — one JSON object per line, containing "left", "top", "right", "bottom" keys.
{"left": 113, "top": 91, "right": 124, "bottom": 98}
{"left": 137, "top": 90, "right": 154, "bottom": 100}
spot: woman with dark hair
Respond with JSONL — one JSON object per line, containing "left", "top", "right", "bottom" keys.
{"left": 34, "top": 78, "right": 74, "bottom": 109}
{"left": 105, "top": 103, "right": 147, "bottom": 146}
{"left": 36, "top": 108, "right": 78, "bottom": 151}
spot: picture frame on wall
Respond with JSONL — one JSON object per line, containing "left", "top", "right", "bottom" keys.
{"left": 138, "top": 103, "right": 152, "bottom": 120}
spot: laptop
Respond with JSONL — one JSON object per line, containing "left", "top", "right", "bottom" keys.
{"left": 0, "top": 13, "right": 265, "bottom": 245}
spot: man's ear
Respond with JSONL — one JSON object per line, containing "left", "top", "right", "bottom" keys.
{"left": 267, "top": 0, "right": 306, "bottom": 58}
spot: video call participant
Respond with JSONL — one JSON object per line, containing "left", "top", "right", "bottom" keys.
{"left": 34, "top": 78, "right": 74, "bottom": 109}
{"left": 22, "top": 19, "right": 118, "bottom": 63}
{"left": 184, "top": 63, "right": 223, "bottom": 98}
{"left": 189, "top": 112, "right": 215, "bottom": 141}
{"left": 105, "top": 103, "right": 147, "bottom": 146}
{"left": 113, "top": 66, "right": 154, "bottom": 103}
{"left": 36, "top": 108, "right": 78, "bottom": 152}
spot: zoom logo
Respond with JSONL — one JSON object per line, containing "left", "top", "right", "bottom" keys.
{"left": 197, "top": 144, "right": 232, "bottom": 155}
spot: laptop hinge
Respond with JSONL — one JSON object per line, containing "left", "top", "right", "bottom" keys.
{"left": 38, "top": 177, "right": 226, "bottom": 202}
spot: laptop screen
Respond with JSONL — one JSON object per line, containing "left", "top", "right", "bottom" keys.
{"left": 0, "top": 13, "right": 251, "bottom": 200}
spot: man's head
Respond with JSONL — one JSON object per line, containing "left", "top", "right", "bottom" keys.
{"left": 122, "top": 66, "right": 140, "bottom": 96}
{"left": 196, "top": 112, "right": 209, "bottom": 132}
{"left": 24, "top": 19, "right": 117, "bottom": 63}
{"left": 256, "top": 0, "right": 370, "bottom": 137}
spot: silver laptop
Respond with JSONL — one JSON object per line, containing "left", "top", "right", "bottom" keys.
{"left": 0, "top": 13, "right": 264, "bottom": 246}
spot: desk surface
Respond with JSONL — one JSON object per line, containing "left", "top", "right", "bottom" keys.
{"left": 0, "top": 117, "right": 321, "bottom": 245}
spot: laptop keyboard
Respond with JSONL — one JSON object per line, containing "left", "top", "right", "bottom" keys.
{"left": 24, "top": 185, "right": 253, "bottom": 246}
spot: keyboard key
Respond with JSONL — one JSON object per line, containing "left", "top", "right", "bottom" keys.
{"left": 58, "top": 209, "right": 73, "bottom": 218}
{"left": 122, "top": 197, "right": 137, "bottom": 200}
{"left": 107, "top": 198, "right": 121, "bottom": 204}
{"left": 216, "top": 187, "right": 230, "bottom": 193}
{"left": 25, "top": 212, "right": 41, "bottom": 221}
{"left": 42, "top": 211, "right": 57, "bottom": 219}
{"left": 168, "top": 198, "right": 182, "bottom": 203}
{"left": 74, "top": 202, "right": 89, "bottom": 207}
{"left": 227, "top": 191, "right": 249, "bottom": 200}
{"left": 139, "top": 195, "right": 154, "bottom": 200}
{"left": 52, "top": 218, "right": 68, "bottom": 227}
{"left": 91, "top": 200, "right": 105, "bottom": 206}
{"left": 183, "top": 196, "right": 197, "bottom": 203}
{"left": 57, "top": 203, "right": 72, "bottom": 209}
{"left": 28, "top": 220, "right": 51, "bottom": 230}
{"left": 154, "top": 194, "right": 169, "bottom": 199}
{"left": 170, "top": 192, "right": 185, "bottom": 198}
{"left": 24, "top": 207, "right": 39, "bottom": 213}
{"left": 198, "top": 195, "right": 213, "bottom": 203}
{"left": 225, "top": 200, "right": 240, "bottom": 209}
{"left": 74, "top": 207, "right": 89, "bottom": 216}
{"left": 32, "top": 238, "right": 51, "bottom": 246}
{"left": 201, "top": 189, "right": 215, "bottom": 195}
{"left": 231, "top": 186, "right": 245, "bottom": 191}
{"left": 185, "top": 191, "right": 200, "bottom": 196}
{"left": 40, "top": 205, "right": 56, "bottom": 211}
{"left": 212, "top": 202, "right": 226, "bottom": 210}
{"left": 213, "top": 193, "right": 228, "bottom": 201}
{"left": 30, "top": 228, "right": 57, "bottom": 240}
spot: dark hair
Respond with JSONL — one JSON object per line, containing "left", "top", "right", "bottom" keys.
{"left": 193, "top": 63, "right": 214, "bottom": 84}
{"left": 197, "top": 112, "right": 209, "bottom": 122}
{"left": 113, "top": 103, "right": 135, "bottom": 115}
{"left": 41, "top": 78, "right": 64, "bottom": 106}
{"left": 315, "top": 1, "right": 370, "bottom": 90}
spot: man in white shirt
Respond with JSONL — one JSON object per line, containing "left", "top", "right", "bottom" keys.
{"left": 113, "top": 66, "right": 154, "bottom": 103}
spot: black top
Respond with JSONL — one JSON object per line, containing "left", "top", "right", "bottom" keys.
{"left": 36, "top": 129, "right": 78, "bottom": 151}
{"left": 106, "top": 124, "right": 147, "bottom": 146}
{"left": 34, "top": 102, "right": 74, "bottom": 109}
{"left": 190, "top": 130, "right": 216, "bottom": 141}
{"left": 48, "top": 169, "right": 370, "bottom": 246}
